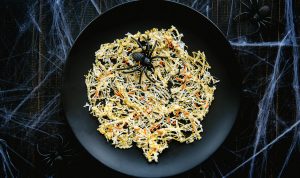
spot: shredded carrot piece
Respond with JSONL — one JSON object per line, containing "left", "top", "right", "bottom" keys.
{"left": 94, "top": 90, "right": 99, "bottom": 97}
{"left": 175, "top": 77, "right": 184, "bottom": 83}
{"left": 166, "top": 117, "right": 171, "bottom": 124}
{"left": 183, "top": 111, "right": 190, "bottom": 117}
{"left": 115, "top": 91, "right": 123, "bottom": 98}
{"left": 181, "top": 83, "right": 186, "bottom": 90}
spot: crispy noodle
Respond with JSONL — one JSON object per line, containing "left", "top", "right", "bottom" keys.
{"left": 84, "top": 26, "right": 218, "bottom": 162}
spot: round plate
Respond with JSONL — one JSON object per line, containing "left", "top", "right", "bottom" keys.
{"left": 62, "top": 1, "right": 240, "bottom": 177}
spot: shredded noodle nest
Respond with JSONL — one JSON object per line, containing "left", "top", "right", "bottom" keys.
{"left": 84, "top": 26, "right": 218, "bottom": 162}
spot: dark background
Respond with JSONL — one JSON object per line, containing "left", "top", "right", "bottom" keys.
{"left": 0, "top": 0, "right": 299, "bottom": 177}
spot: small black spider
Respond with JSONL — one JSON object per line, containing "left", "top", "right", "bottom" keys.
{"left": 234, "top": 0, "right": 271, "bottom": 36}
{"left": 36, "top": 135, "right": 72, "bottom": 168}
{"left": 117, "top": 37, "right": 165, "bottom": 84}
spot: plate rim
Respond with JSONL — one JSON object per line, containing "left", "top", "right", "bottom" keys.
{"left": 62, "top": 0, "right": 241, "bottom": 177}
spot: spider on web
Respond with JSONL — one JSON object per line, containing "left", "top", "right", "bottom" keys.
{"left": 234, "top": 0, "right": 271, "bottom": 37}
{"left": 36, "top": 135, "right": 72, "bottom": 168}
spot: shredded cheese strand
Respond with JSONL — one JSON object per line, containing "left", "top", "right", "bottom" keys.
{"left": 85, "top": 26, "right": 218, "bottom": 162}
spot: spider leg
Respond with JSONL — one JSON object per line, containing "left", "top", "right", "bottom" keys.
{"left": 233, "top": 12, "right": 249, "bottom": 21}
{"left": 63, "top": 149, "right": 72, "bottom": 153}
{"left": 46, "top": 158, "right": 53, "bottom": 165}
{"left": 116, "top": 65, "right": 138, "bottom": 71}
{"left": 131, "top": 37, "right": 143, "bottom": 49}
{"left": 255, "top": 0, "right": 259, "bottom": 7}
{"left": 262, "top": 19, "right": 271, "bottom": 24}
{"left": 253, "top": 23, "right": 261, "bottom": 35}
{"left": 257, "top": 21, "right": 261, "bottom": 28}
{"left": 257, "top": 22, "right": 265, "bottom": 41}
{"left": 241, "top": 1, "right": 250, "bottom": 10}
{"left": 246, "top": 22, "right": 261, "bottom": 36}
{"left": 144, "top": 69, "right": 155, "bottom": 83}
{"left": 149, "top": 41, "right": 158, "bottom": 57}
{"left": 249, "top": 0, "right": 258, "bottom": 8}
{"left": 40, "top": 153, "right": 51, "bottom": 157}
{"left": 146, "top": 36, "right": 150, "bottom": 56}
{"left": 37, "top": 144, "right": 50, "bottom": 157}
{"left": 139, "top": 68, "right": 144, "bottom": 84}
{"left": 43, "top": 155, "right": 51, "bottom": 159}
{"left": 55, "top": 134, "right": 64, "bottom": 145}
{"left": 260, "top": 34, "right": 264, "bottom": 41}
{"left": 43, "top": 157, "right": 52, "bottom": 161}
{"left": 123, "top": 67, "right": 141, "bottom": 74}
{"left": 150, "top": 65, "right": 155, "bottom": 73}
{"left": 50, "top": 160, "right": 54, "bottom": 167}
{"left": 151, "top": 56, "right": 167, "bottom": 61}
{"left": 260, "top": 21, "right": 267, "bottom": 27}
{"left": 253, "top": 0, "right": 260, "bottom": 11}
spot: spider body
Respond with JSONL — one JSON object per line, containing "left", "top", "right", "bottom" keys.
{"left": 117, "top": 37, "right": 165, "bottom": 84}
{"left": 132, "top": 52, "right": 152, "bottom": 67}
{"left": 250, "top": 5, "right": 270, "bottom": 22}
{"left": 234, "top": 0, "right": 271, "bottom": 36}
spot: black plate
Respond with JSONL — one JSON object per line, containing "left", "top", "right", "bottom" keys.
{"left": 62, "top": 1, "right": 240, "bottom": 177}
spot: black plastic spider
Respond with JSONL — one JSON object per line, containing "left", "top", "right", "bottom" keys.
{"left": 36, "top": 135, "right": 72, "bottom": 168}
{"left": 117, "top": 37, "right": 165, "bottom": 84}
{"left": 234, "top": 0, "right": 271, "bottom": 36}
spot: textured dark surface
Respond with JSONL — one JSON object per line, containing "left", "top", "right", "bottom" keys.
{"left": 0, "top": 0, "right": 299, "bottom": 178}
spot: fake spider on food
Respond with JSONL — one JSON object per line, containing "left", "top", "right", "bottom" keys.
{"left": 117, "top": 37, "right": 165, "bottom": 84}
{"left": 234, "top": 0, "right": 271, "bottom": 36}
